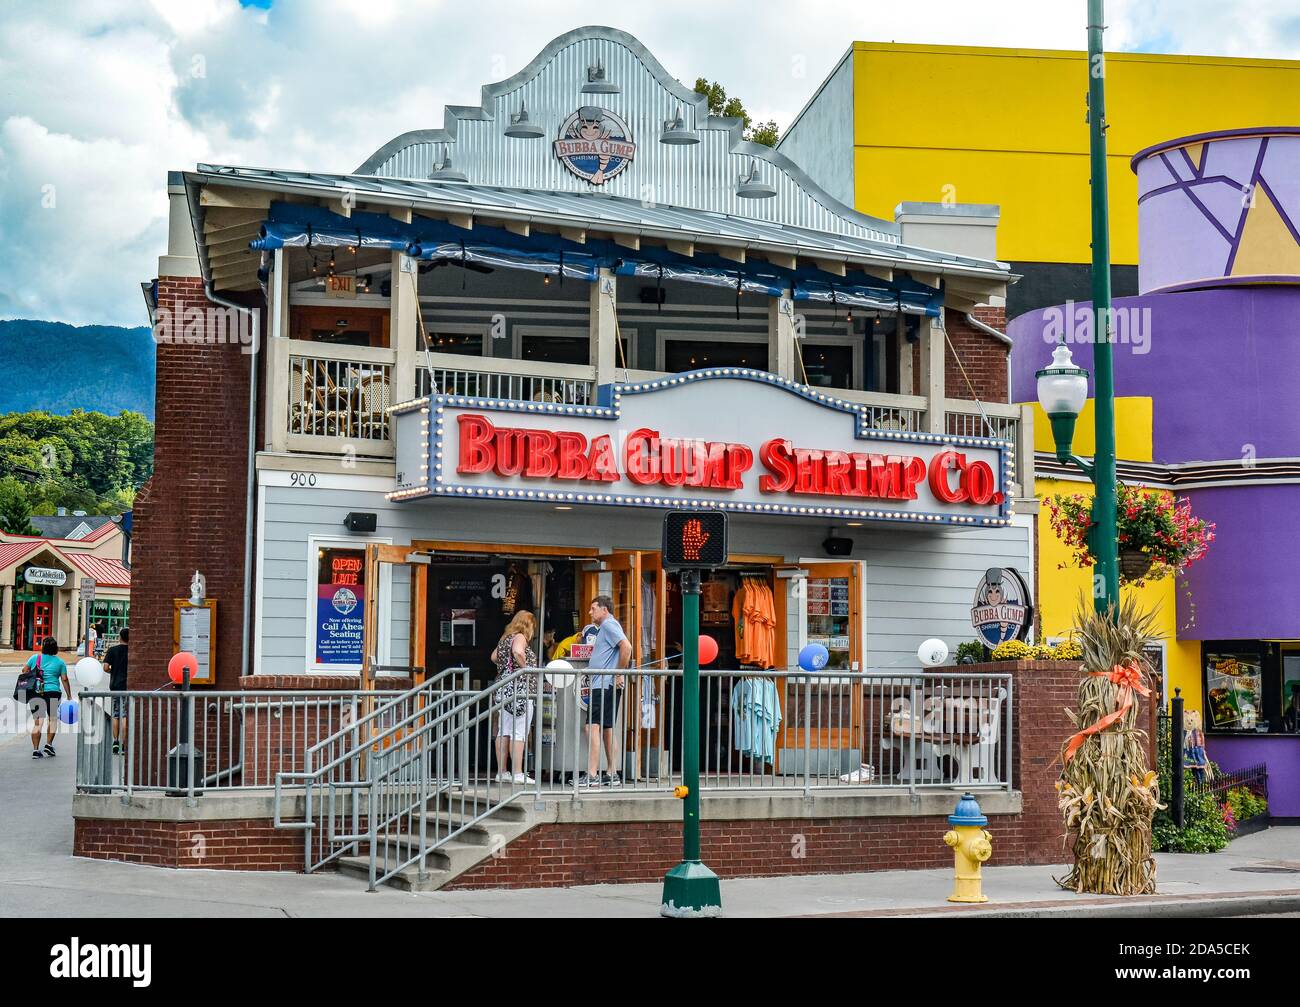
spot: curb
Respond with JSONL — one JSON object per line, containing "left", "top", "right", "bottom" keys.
{"left": 814, "top": 889, "right": 1300, "bottom": 919}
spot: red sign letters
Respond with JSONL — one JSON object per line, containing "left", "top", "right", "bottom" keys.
{"left": 454, "top": 413, "right": 1000, "bottom": 507}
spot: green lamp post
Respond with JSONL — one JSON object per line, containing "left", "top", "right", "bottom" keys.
{"left": 1036, "top": 0, "right": 1121, "bottom": 617}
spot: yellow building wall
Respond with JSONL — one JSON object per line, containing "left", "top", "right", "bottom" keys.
{"left": 850, "top": 43, "right": 1300, "bottom": 265}
{"left": 1031, "top": 397, "right": 1201, "bottom": 707}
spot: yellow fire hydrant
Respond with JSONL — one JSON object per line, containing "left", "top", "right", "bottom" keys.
{"left": 943, "top": 793, "right": 992, "bottom": 903}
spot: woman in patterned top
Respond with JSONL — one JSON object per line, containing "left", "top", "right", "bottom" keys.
{"left": 493, "top": 610, "right": 538, "bottom": 785}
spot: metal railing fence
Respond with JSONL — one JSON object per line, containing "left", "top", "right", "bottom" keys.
{"left": 528, "top": 667, "right": 1013, "bottom": 796}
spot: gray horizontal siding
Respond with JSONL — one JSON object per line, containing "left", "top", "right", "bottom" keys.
{"left": 256, "top": 478, "right": 1031, "bottom": 679}
{"left": 860, "top": 521, "right": 1032, "bottom": 671}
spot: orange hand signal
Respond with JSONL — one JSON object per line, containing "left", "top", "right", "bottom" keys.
{"left": 681, "top": 519, "right": 710, "bottom": 560}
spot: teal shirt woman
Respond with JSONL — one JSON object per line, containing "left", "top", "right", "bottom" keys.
{"left": 26, "top": 637, "right": 70, "bottom": 759}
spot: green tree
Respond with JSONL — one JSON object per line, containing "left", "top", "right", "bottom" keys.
{"left": 0, "top": 409, "right": 153, "bottom": 517}
{"left": 693, "top": 77, "right": 780, "bottom": 146}
{"left": 0, "top": 476, "right": 37, "bottom": 535}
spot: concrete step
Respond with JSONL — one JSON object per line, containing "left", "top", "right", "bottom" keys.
{"left": 335, "top": 795, "right": 541, "bottom": 891}
{"left": 433, "top": 793, "right": 531, "bottom": 823}
{"left": 335, "top": 854, "right": 450, "bottom": 893}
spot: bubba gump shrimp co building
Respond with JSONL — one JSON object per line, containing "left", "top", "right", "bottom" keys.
{"left": 76, "top": 26, "right": 1089, "bottom": 890}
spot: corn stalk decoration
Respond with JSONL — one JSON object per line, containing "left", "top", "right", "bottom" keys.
{"left": 1056, "top": 594, "right": 1163, "bottom": 895}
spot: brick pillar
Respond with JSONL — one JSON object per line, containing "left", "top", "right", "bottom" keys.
{"left": 1007, "top": 659, "right": 1080, "bottom": 863}
{"left": 130, "top": 277, "right": 257, "bottom": 691}
{"left": 944, "top": 307, "right": 1009, "bottom": 402}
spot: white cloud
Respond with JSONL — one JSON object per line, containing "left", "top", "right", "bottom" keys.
{"left": 0, "top": 0, "right": 1297, "bottom": 325}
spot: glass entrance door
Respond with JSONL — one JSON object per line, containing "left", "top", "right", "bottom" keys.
{"left": 783, "top": 562, "right": 862, "bottom": 772}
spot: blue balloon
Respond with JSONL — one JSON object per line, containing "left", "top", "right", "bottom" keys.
{"left": 58, "top": 699, "right": 79, "bottom": 726}
{"left": 798, "top": 643, "right": 830, "bottom": 672}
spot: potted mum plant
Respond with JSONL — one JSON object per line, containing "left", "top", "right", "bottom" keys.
{"left": 1047, "top": 482, "right": 1214, "bottom": 584}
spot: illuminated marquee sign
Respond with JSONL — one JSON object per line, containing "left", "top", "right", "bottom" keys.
{"left": 391, "top": 369, "right": 1015, "bottom": 528}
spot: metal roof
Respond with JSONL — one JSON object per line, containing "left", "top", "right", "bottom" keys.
{"left": 0, "top": 540, "right": 45, "bottom": 572}
{"left": 189, "top": 164, "right": 1010, "bottom": 281}
{"left": 63, "top": 553, "right": 130, "bottom": 588}
{"left": 30, "top": 515, "right": 112, "bottom": 540}
{"left": 352, "top": 26, "right": 898, "bottom": 242}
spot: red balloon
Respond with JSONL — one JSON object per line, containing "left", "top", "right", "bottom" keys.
{"left": 168, "top": 651, "right": 199, "bottom": 685}
{"left": 698, "top": 634, "right": 719, "bottom": 666}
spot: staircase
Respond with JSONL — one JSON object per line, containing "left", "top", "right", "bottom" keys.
{"left": 274, "top": 665, "right": 545, "bottom": 891}
{"left": 336, "top": 793, "right": 541, "bottom": 891}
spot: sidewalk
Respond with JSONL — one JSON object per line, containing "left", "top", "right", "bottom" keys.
{"left": 1, "top": 671, "right": 1297, "bottom": 918}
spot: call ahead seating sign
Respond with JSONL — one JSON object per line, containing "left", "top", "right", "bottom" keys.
{"left": 662, "top": 510, "right": 727, "bottom": 570}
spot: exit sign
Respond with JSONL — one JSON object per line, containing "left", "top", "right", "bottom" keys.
{"left": 662, "top": 510, "right": 728, "bottom": 570}
{"left": 324, "top": 275, "right": 357, "bottom": 298}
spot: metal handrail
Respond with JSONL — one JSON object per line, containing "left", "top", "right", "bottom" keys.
{"left": 265, "top": 664, "right": 1014, "bottom": 888}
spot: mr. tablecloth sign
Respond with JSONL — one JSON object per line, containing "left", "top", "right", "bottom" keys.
{"left": 391, "top": 368, "right": 1014, "bottom": 527}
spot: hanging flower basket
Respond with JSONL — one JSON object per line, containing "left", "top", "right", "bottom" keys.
{"left": 1120, "top": 550, "right": 1154, "bottom": 581}
{"left": 1046, "top": 483, "right": 1214, "bottom": 585}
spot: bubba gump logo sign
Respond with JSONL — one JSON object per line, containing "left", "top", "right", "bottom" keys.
{"left": 554, "top": 106, "right": 635, "bottom": 185}
{"left": 390, "top": 369, "right": 1014, "bottom": 527}
{"left": 971, "top": 567, "right": 1032, "bottom": 647}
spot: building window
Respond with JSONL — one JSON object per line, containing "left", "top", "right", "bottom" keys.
{"left": 802, "top": 342, "right": 855, "bottom": 389}
{"left": 662, "top": 338, "right": 766, "bottom": 372}
{"left": 515, "top": 326, "right": 629, "bottom": 367}
{"left": 305, "top": 536, "right": 392, "bottom": 673}
{"left": 426, "top": 329, "right": 485, "bottom": 356}
{"left": 1202, "top": 641, "right": 1282, "bottom": 733}
{"left": 88, "top": 600, "right": 130, "bottom": 644}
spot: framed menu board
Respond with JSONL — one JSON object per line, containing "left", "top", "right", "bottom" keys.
{"left": 172, "top": 598, "right": 217, "bottom": 685}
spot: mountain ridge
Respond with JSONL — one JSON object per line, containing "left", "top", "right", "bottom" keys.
{"left": 0, "top": 319, "right": 155, "bottom": 418}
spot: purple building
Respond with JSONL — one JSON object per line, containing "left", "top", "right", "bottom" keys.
{"left": 1010, "top": 127, "right": 1300, "bottom": 818}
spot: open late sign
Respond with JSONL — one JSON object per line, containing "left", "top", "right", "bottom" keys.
{"left": 663, "top": 510, "right": 728, "bottom": 569}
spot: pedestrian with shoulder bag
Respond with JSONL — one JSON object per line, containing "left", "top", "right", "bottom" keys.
{"left": 23, "top": 637, "right": 70, "bottom": 759}
{"left": 493, "top": 611, "right": 538, "bottom": 786}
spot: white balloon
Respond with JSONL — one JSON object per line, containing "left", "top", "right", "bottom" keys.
{"left": 918, "top": 638, "right": 949, "bottom": 667}
{"left": 545, "top": 658, "right": 575, "bottom": 688}
{"left": 74, "top": 657, "right": 106, "bottom": 689}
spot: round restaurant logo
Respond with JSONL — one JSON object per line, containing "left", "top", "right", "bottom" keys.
{"left": 331, "top": 587, "right": 358, "bottom": 615}
{"left": 553, "top": 106, "right": 636, "bottom": 185}
{"left": 970, "top": 567, "right": 1031, "bottom": 648}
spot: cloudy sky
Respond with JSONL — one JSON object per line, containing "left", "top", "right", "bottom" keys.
{"left": 2, "top": 0, "right": 1298, "bottom": 327}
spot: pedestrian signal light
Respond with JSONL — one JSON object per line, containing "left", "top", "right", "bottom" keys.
{"left": 662, "top": 510, "right": 728, "bottom": 569}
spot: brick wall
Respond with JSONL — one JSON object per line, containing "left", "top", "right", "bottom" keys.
{"left": 130, "top": 277, "right": 258, "bottom": 692}
{"left": 74, "top": 817, "right": 302, "bottom": 870}
{"left": 446, "top": 815, "right": 1046, "bottom": 890}
{"left": 945, "top": 307, "right": 1009, "bottom": 403}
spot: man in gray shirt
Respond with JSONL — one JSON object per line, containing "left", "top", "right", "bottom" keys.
{"left": 581, "top": 595, "right": 631, "bottom": 788}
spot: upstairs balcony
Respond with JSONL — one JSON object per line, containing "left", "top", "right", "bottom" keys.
{"left": 261, "top": 247, "right": 1034, "bottom": 497}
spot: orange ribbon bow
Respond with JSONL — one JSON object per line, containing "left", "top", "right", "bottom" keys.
{"left": 1062, "top": 660, "right": 1151, "bottom": 764}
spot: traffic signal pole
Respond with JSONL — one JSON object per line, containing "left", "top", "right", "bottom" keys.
{"left": 660, "top": 568, "right": 722, "bottom": 917}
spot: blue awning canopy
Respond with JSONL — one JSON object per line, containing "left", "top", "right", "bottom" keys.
{"left": 247, "top": 202, "right": 941, "bottom": 311}
{"left": 793, "top": 278, "right": 939, "bottom": 317}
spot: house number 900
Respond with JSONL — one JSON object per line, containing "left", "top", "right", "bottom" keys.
{"left": 290, "top": 472, "right": 318, "bottom": 487}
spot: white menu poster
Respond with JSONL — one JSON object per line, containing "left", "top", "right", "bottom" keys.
{"left": 179, "top": 605, "right": 212, "bottom": 682}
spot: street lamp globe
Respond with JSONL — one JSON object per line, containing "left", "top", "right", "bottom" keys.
{"left": 1036, "top": 344, "right": 1090, "bottom": 462}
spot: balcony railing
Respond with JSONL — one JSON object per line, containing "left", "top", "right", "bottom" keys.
{"left": 289, "top": 350, "right": 393, "bottom": 442}
{"left": 279, "top": 346, "right": 1031, "bottom": 496}
{"left": 945, "top": 400, "right": 1020, "bottom": 442}
{"left": 418, "top": 357, "right": 595, "bottom": 405}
